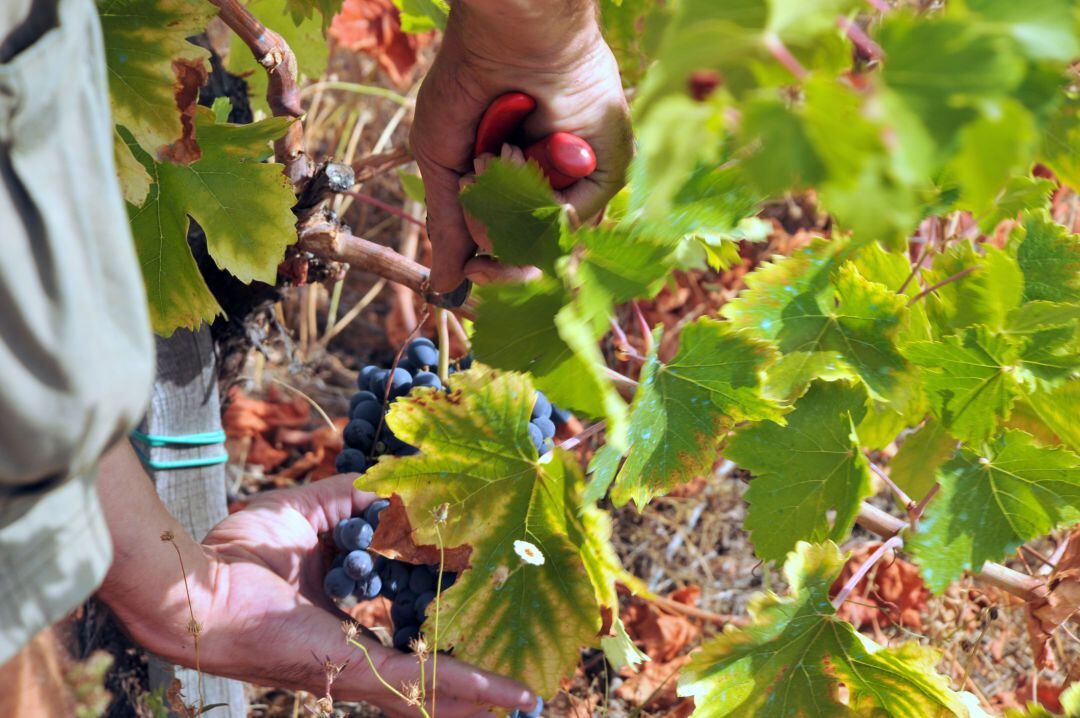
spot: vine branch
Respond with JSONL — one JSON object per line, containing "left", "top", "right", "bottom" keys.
{"left": 854, "top": 501, "right": 1047, "bottom": 603}
{"left": 210, "top": 0, "right": 312, "bottom": 183}
{"left": 296, "top": 215, "right": 478, "bottom": 320}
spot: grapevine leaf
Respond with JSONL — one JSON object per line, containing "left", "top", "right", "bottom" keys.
{"left": 567, "top": 226, "right": 675, "bottom": 330}
{"left": 976, "top": 175, "right": 1055, "bottom": 234}
{"left": 229, "top": 0, "right": 331, "bottom": 113}
{"left": 1014, "top": 211, "right": 1080, "bottom": 303}
{"left": 739, "top": 96, "right": 826, "bottom": 196}
{"left": 924, "top": 243, "right": 1024, "bottom": 333}
{"left": 592, "top": 320, "right": 783, "bottom": 509}
{"left": 1006, "top": 301, "right": 1080, "bottom": 334}
{"left": 99, "top": 0, "right": 214, "bottom": 157}
{"left": 901, "top": 326, "right": 1024, "bottom": 443}
{"left": 909, "top": 430, "right": 1080, "bottom": 593}
{"left": 877, "top": 14, "right": 1026, "bottom": 147}
{"left": 127, "top": 109, "right": 296, "bottom": 333}
{"left": 1043, "top": 99, "right": 1080, "bottom": 188}
{"left": 358, "top": 369, "right": 609, "bottom": 697}
{"left": 1026, "top": 383, "right": 1080, "bottom": 452}
{"left": 722, "top": 236, "right": 850, "bottom": 339}
{"left": 471, "top": 279, "right": 627, "bottom": 446}
{"left": 948, "top": 100, "right": 1037, "bottom": 218}
{"left": 891, "top": 420, "right": 958, "bottom": 501}
{"left": 766, "top": 0, "right": 859, "bottom": 43}
{"left": 768, "top": 263, "right": 910, "bottom": 403}
{"left": 393, "top": 0, "right": 449, "bottom": 32}
{"left": 962, "top": 0, "right": 1080, "bottom": 61}
{"left": 282, "top": 0, "right": 342, "bottom": 30}
{"left": 459, "top": 159, "right": 567, "bottom": 275}
{"left": 114, "top": 128, "right": 151, "bottom": 207}
{"left": 678, "top": 541, "right": 967, "bottom": 717}
{"left": 726, "top": 381, "right": 872, "bottom": 562}
{"left": 601, "top": 617, "right": 649, "bottom": 672}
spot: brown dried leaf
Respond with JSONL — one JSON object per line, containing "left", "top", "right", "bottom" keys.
{"left": 1026, "top": 529, "right": 1080, "bottom": 669}
{"left": 831, "top": 541, "right": 930, "bottom": 631}
{"left": 369, "top": 494, "right": 471, "bottom": 571}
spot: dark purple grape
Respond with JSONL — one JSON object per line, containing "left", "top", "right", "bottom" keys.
{"left": 394, "top": 445, "right": 420, "bottom": 457}
{"left": 331, "top": 553, "right": 345, "bottom": 569}
{"left": 527, "top": 423, "right": 544, "bottom": 454}
{"left": 344, "top": 419, "right": 377, "bottom": 452}
{"left": 550, "top": 405, "right": 573, "bottom": 426}
{"left": 339, "top": 517, "right": 373, "bottom": 551}
{"left": 356, "top": 572, "right": 382, "bottom": 601}
{"left": 332, "top": 519, "right": 347, "bottom": 550}
{"left": 396, "top": 359, "right": 418, "bottom": 376}
{"left": 411, "top": 371, "right": 442, "bottom": 390}
{"left": 343, "top": 550, "right": 374, "bottom": 581}
{"left": 382, "top": 561, "right": 411, "bottom": 596}
{"left": 407, "top": 338, "right": 439, "bottom": 369}
{"left": 459, "top": 354, "right": 473, "bottom": 370}
{"left": 369, "top": 369, "right": 390, "bottom": 399}
{"left": 440, "top": 571, "right": 457, "bottom": 590}
{"left": 532, "top": 416, "right": 556, "bottom": 440}
{"left": 531, "top": 391, "right": 551, "bottom": 421}
{"left": 364, "top": 498, "right": 390, "bottom": 529}
{"left": 323, "top": 567, "right": 355, "bottom": 600}
{"left": 391, "top": 596, "right": 417, "bottom": 625}
{"left": 350, "top": 397, "right": 384, "bottom": 425}
{"left": 393, "top": 624, "right": 421, "bottom": 652}
{"left": 349, "top": 390, "right": 377, "bottom": 415}
{"left": 358, "top": 365, "right": 379, "bottom": 390}
{"left": 408, "top": 565, "right": 436, "bottom": 594}
{"left": 414, "top": 590, "right": 436, "bottom": 618}
{"left": 336, "top": 448, "right": 368, "bottom": 474}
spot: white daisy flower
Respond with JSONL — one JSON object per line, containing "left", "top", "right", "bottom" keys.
{"left": 513, "top": 539, "right": 545, "bottom": 566}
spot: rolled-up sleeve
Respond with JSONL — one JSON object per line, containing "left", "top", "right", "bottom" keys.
{"left": 0, "top": 0, "right": 154, "bottom": 663}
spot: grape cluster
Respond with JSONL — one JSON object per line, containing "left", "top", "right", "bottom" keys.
{"left": 325, "top": 339, "right": 563, "bottom": 716}
{"left": 325, "top": 499, "right": 457, "bottom": 650}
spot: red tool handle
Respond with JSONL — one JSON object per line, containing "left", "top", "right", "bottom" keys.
{"left": 473, "top": 92, "right": 597, "bottom": 190}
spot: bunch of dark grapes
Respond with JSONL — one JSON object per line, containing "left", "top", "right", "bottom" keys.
{"left": 325, "top": 339, "right": 567, "bottom": 715}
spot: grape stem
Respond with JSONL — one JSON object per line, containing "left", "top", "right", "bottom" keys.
{"left": 345, "top": 191, "right": 426, "bottom": 229}
{"left": 906, "top": 265, "right": 980, "bottom": 305}
{"left": 868, "top": 461, "right": 914, "bottom": 513}
{"left": 763, "top": 32, "right": 809, "bottom": 80}
{"left": 837, "top": 15, "right": 884, "bottom": 60}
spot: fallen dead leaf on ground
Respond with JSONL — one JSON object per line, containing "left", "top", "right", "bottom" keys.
{"left": 1027, "top": 529, "right": 1079, "bottom": 670}
{"left": 831, "top": 541, "right": 930, "bottom": 631}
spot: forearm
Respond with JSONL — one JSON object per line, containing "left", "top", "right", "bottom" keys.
{"left": 93, "top": 442, "right": 374, "bottom": 699}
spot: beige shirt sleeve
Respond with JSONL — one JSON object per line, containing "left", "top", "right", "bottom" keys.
{"left": 0, "top": 0, "right": 155, "bottom": 663}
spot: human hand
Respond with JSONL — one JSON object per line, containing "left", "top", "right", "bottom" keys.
{"left": 410, "top": 0, "right": 632, "bottom": 292}
{"left": 96, "top": 441, "right": 536, "bottom": 718}
{"left": 202, "top": 474, "right": 538, "bottom": 717}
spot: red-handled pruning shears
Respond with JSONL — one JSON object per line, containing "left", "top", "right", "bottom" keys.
{"left": 473, "top": 91, "right": 597, "bottom": 190}
{"left": 432, "top": 92, "right": 596, "bottom": 308}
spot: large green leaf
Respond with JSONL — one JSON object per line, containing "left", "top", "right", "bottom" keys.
{"left": 1026, "top": 382, "right": 1080, "bottom": 452}
{"left": 589, "top": 319, "right": 783, "bottom": 508}
{"left": 877, "top": 14, "right": 1026, "bottom": 148}
{"left": 923, "top": 242, "right": 1024, "bottom": 333}
{"left": 909, "top": 430, "right": 1080, "bottom": 593}
{"left": 962, "top": 0, "right": 1080, "bottom": 61}
{"left": 99, "top": 0, "right": 215, "bottom": 156}
{"left": 726, "top": 381, "right": 872, "bottom": 562}
{"left": 891, "top": 420, "right": 958, "bottom": 501}
{"left": 948, "top": 100, "right": 1037, "bottom": 218}
{"left": 459, "top": 159, "right": 567, "bottom": 275}
{"left": 678, "top": 541, "right": 967, "bottom": 717}
{"left": 358, "top": 369, "right": 614, "bottom": 698}
{"left": 902, "top": 326, "right": 1025, "bottom": 443}
{"left": 471, "top": 279, "right": 627, "bottom": 446}
{"left": 768, "top": 262, "right": 910, "bottom": 402}
{"left": 126, "top": 108, "right": 296, "bottom": 333}
{"left": 1014, "top": 211, "right": 1080, "bottom": 304}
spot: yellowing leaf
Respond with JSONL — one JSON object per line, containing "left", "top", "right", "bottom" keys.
{"left": 100, "top": 0, "right": 214, "bottom": 156}
{"left": 678, "top": 541, "right": 967, "bottom": 717}
{"left": 358, "top": 369, "right": 617, "bottom": 698}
